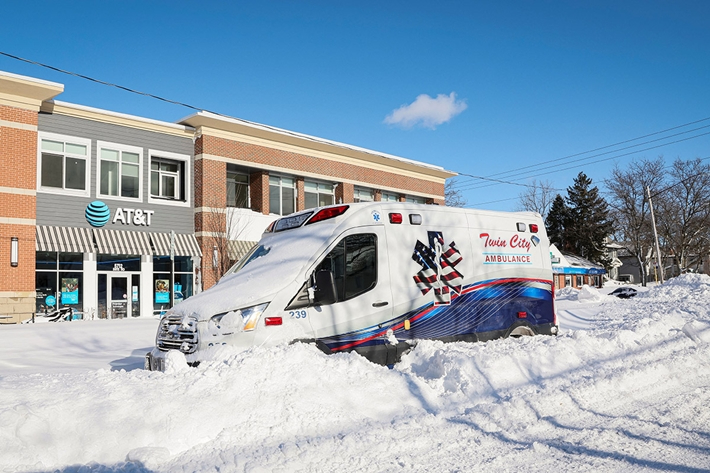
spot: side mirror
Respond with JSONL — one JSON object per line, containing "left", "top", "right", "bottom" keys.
{"left": 314, "top": 270, "right": 337, "bottom": 305}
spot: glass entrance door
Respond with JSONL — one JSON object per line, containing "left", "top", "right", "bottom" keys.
{"left": 108, "top": 275, "right": 129, "bottom": 319}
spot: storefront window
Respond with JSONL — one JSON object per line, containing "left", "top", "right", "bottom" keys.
{"left": 36, "top": 251, "right": 58, "bottom": 270}
{"left": 153, "top": 256, "right": 194, "bottom": 315}
{"left": 59, "top": 253, "right": 83, "bottom": 270}
{"left": 35, "top": 252, "right": 83, "bottom": 315}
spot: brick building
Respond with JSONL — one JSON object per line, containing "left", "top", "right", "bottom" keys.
{"left": 0, "top": 70, "right": 454, "bottom": 323}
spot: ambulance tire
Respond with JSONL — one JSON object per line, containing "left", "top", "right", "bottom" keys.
{"left": 508, "top": 325, "right": 535, "bottom": 338}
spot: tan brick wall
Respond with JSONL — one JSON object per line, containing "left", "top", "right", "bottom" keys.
{"left": 337, "top": 182, "right": 354, "bottom": 204}
{"left": 0, "top": 296, "right": 35, "bottom": 324}
{"left": 0, "top": 104, "right": 38, "bottom": 318}
{"left": 0, "top": 193, "right": 35, "bottom": 219}
{"left": 0, "top": 106, "right": 38, "bottom": 190}
{"left": 249, "top": 171, "right": 269, "bottom": 215}
{"left": 0, "top": 224, "right": 35, "bottom": 292}
{"left": 200, "top": 135, "right": 444, "bottom": 198}
{"left": 0, "top": 105, "right": 36, "bottom": 125}
{"left": 296, "top": 177, "right": 305, "bottom": 212}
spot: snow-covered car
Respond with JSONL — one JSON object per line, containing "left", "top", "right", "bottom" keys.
{"left": 610, "top": 287, "right": 638, "bottom": 299}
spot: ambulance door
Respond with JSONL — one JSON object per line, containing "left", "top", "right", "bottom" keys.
{"left": 308, "top": 226, "right": 393, "bottom": 342}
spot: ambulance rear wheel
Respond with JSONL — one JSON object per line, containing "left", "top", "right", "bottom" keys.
{"left": 508, "top": 326, "right": 535, "bottom": 338}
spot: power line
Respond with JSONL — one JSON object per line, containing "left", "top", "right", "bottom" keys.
{"left": 0, "top": 51, "right": 377, "bottom": 154}
{"left": 457, "top": 124, "right": 710, "bottom": 192}
{"left": 483, "top": 117, "right": 710, "bottom": 181}
{"left": 454, "top": 130, "right": 710, "bottom": 193}
{"left": 455, "top": 172, "right": 564, "bottom": 190}
{"left": 4, "top": 50, "right": 708, "bottom": 199}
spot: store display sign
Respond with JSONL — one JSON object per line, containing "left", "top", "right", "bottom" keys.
{"left": 155, "top": 279, "right": 170, "bottom": 304}
{"left": 61, "top": 278, "right": 79, "bottom": 305}
{"left": 132, "top": 286, "right": 139, "bottom": 302}
{"left": 174, "top": 283, "right": 183, "bottom": 302}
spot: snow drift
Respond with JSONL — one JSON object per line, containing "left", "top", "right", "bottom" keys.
{"left": 1, "top": 275, "right": 709, "bottom": 472}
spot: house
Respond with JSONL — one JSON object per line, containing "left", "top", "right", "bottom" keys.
{"left": 550, "top": 244, "right": 606, "bottom": 289}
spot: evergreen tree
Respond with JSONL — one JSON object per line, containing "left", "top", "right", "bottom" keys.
{"left": 564, "top": 172, "right": 613, "bottom": 263}
{"left": 545, "top": 194, "right": 569, "bottom": 250}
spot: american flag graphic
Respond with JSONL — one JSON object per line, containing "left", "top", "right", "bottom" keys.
{"left": 412, "top": 231, "right": 464, "bottom": 305}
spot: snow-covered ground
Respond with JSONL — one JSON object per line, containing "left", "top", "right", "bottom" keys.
{"left": 1, "top": 275, "right": 710, "bottom": 473}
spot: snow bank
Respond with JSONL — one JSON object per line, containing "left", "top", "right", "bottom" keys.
{"left": 577, "top": 284, "right": 604, "bottom": 302}
{"left": 1, "top": 275, "right": 710, "bottom": 472}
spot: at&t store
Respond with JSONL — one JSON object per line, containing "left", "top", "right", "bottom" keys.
{"left": 33, "top": 101, "right": 200, "bottom": 320}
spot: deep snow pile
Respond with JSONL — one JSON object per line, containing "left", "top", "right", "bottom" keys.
{"left": 1, "top": 275, "right": 710, "bottom": 472}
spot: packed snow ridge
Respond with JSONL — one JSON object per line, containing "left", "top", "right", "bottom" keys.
{"left": 1, "top": 275, "right": 709, "bottom": 472}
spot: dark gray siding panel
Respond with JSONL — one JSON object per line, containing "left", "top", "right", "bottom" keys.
{"left": 37, "top": 113, "right": 194, "bottom": 234}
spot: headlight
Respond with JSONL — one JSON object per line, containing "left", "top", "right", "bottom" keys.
{"left": 210, "top": 302, "right": 269, "bottom": 333}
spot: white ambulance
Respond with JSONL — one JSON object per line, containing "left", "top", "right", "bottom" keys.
{"left": 145, "top": 202, "right": 557, "bottom": 369}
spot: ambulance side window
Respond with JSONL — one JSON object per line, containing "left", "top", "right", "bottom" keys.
{"left": 315, "top": 233, "right": 377, "bottom": 303}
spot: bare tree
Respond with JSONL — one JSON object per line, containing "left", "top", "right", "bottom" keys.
{"left": 202, "top": 197, "right": 249, "bottom": 285}
{"left": 516, "top": 179, "right": 555, "bottom": 218}
{"left": 656, "top": 158, "right": 710, "bottom": 276}
{"left": 445, "top": 178, "right": 468, "bottom": 207}
{"left": 605, "top": 158, "right": 665, "bottom": 286}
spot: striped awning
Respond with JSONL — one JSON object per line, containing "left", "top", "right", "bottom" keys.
{"left": 36, "top": 226, "right": 95, "bottom": 253}
{"left": 150, "top": 232, "right": 202, "bottom": 257}
{"left": 228, "top": 240, "right": 258, "bottom": 261}
{"left": 93, "top": 228, "right": 152, "bottom": 255}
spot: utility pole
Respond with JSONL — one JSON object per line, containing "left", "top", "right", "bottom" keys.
{"left": 647, "top": 186, "right": 664, "bottom": 284}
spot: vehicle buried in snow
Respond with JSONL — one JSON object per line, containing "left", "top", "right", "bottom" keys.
{"left": 145, "top": 202, "right": 558, "bottom": 370}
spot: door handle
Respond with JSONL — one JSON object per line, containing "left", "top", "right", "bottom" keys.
{"left": 372, "top": 301, "right": 389, "bottom": 307}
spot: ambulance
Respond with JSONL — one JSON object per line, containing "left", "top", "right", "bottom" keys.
{"left": 145, "top": 202, "right": 557, "bottom": 369}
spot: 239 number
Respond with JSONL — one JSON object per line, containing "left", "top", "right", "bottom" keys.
{"left": 289, "top": 310, "right": 307, "bottom": 319}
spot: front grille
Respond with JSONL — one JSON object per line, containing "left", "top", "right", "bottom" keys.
{"left": 157, "top": 315, "right": 198, "bottom": 353}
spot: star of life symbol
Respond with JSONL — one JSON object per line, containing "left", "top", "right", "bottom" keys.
{"left": 412, "top": 231, "right": 464, "bottom": 305}
{"left": 372, "top": 210, "right": 381, "bottom": 222}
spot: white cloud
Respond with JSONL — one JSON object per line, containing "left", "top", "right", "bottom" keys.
{"left": 384, "top": 92, "right": 467, "bottom": 129}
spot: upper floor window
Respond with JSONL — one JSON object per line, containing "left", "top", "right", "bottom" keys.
{"left": 406, "top": 196, "right": 425, "bottom": 204}
{"left": 381, "top": 192, "right": 399, "bottom": 202}
{"left": 304, "top": 180, "right": 334, "bottom": 209}
{"left": 151, "top": 159, "right": 181, "bottom": 199}
{"left": 98, "top": 142, "right": 141, "bottom": 200}
{"left": 227, "top": 166, "right": 249, "bottom": 208}
{"left": 269, "top": 175, "right": 295, "bottom": 215}
{"left": 149, "top": 150, "right": 189, "bottom": 205}
{"left": 38, "top": 134, "right": 90, "bottom": 194}
{"left": 353, "top": 187, "right": 374, "bottom": 203}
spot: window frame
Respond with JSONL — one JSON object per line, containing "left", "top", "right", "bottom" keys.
{"left": 226, "top": 168, "right": 250, "bottom": 209}
{"left": 269, "top": 174, "right": 296, "bottom": 216}
{"left": 148, "top": 150, "right": 191, "bottom": 207}
{"left": 36, "top": 132, "right": 91, "bottom": 197}
{"left": 381, "top": 192, "right": 399, "bottom": 202}
{"left": 353, "top": 187, "right": 374, "bottom": 203}
{"left": 96, "top": 141, "right": 143, "bottom": 202}
{"left": 304, "top": 179, "right": 335, "bottom": 209}
{"left": 405, "top": 195, "right": 426, "bottom": 204}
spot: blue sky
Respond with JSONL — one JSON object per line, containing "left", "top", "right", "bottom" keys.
{"left": 2, "top": 1, "right": 708, "bottom": 210}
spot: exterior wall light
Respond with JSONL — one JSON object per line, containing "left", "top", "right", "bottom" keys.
{"left": 10, "top": 237, "right": 18, "bottom": 267}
